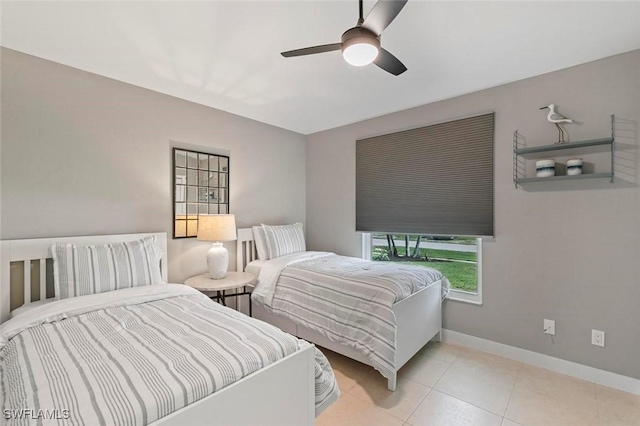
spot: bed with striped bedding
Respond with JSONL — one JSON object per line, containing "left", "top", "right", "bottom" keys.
{"left": 251, "top": 252, "right": 449, "bottom": 383}
{"left": 0, "top": 284, "right": 339, "bottom": 425}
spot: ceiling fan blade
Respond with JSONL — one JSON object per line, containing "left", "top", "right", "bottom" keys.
{"left": 374, "top": 48, "right": 407, "bottom": 75}
{"left": 281, "top": 43, "right": 342, "bottom": 58}
{"left": 362, "top": 0, "right": 408, "bottom": 35}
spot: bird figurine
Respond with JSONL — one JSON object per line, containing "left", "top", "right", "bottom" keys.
{"left": 540, "top": 104, "right": 574, "bottom": 144}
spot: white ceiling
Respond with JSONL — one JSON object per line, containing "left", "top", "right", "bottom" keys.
{"left": 2, "top": 1, "right": 640, "bottom": 135}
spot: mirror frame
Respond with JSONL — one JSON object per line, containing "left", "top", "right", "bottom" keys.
{"left": 172, "top": 147, "right": 230, "bottom": 239}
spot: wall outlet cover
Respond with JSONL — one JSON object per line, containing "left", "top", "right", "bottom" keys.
{"left": 592, "top": 329, "right": 605, "bottom": 347}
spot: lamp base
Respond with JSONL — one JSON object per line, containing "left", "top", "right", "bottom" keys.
{"left": 206, "top": 242, "right": 229, "bottom": 279}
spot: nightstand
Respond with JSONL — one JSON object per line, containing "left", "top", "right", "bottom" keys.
{"left": 185, "top": 271, "right": 256, "bottom": 316}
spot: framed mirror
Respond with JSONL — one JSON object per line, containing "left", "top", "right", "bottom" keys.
{"left": 173, "top": 148, "right": 230, "bottom": 238}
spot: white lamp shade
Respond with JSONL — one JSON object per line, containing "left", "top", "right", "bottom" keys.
{"left": 197, "top": 214, "right": 237, "bottom": 242}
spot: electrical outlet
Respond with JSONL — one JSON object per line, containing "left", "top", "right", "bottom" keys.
{"left": 592, "top": 330, "right": 605, "bottom": 347}
{"left": 544, "top": 319, "right": 555, "bottom": 335}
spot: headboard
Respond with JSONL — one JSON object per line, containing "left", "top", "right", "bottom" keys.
{"left": 236, "top": 228, "right": 257, "bottom": 273}
{"left": 0, "top": 232, "right": 168, "bottom": 324}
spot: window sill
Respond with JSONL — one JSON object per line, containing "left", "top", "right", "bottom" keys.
{"left": 447, "top": 290, "right": 483, "bottom": 306}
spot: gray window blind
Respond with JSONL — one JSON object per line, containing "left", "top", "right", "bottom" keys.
{"left": 356, "top": 112, "right": 494, "bottom": 237}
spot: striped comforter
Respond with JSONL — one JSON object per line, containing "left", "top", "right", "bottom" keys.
{"left": 0, "top": 284, "right": 338, "bottom": 425}
{"left": 252, "top": 253, "right": 449, "bottom": 381}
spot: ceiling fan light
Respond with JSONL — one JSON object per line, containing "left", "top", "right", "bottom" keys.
{"left": 343, "top": 42, "right": 379, "bottom": 66}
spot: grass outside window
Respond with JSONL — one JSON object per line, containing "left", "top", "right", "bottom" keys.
{"left": 371, "top": 235, "right": 478, "bottom": 293}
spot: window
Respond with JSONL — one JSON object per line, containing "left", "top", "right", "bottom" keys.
{"left": 173, "top": 148, "right": 229, "bottom": 238}
{"left": 364, "top": 233, "right": 483, "bottom": 305}
{"left": 356, "top": 113, "right": 493, "bottom": 305}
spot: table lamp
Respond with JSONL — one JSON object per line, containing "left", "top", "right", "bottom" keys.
{"left": 196, "top": 214, "right": 237, "bottom": 279}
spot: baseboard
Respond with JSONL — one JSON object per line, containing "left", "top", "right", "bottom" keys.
{"left": 442, "top": 329, "right": 640, "bottom": 396}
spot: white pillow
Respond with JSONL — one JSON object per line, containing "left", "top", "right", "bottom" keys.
{"left": 252, "top": 226, "right": 270, "bottom": 260}
{"left": 261, "top": 223, "right": 306, "bottom": 259}
{"left": 51, "top": 236, "right": 163, "bottom": 300}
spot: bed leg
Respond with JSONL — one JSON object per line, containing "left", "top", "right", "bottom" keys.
{"left": 435, "top": 330, "right": 443, "bottom": 342}
{"left": 387, "top": 374, "right": 397, "bottom": 391}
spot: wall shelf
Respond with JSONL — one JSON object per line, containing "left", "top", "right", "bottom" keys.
{"left": 514, "top": 137, "right": 613, "bottom": 156}
{"left": 513, "top": 115, "right": 615, "bottom": 188}
{"left": 515, "top": 172, "right": 613, "bottom": 184}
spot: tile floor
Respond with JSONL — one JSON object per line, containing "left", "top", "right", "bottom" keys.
{"left": 316, "top": 342, "right": 640, "bottom": 426}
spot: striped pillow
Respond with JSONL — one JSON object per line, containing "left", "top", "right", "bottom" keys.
{"left": 262, "top": 223, "right": 306, "bottom": 259}
{"left": 252, "top": 226, "right": 271, "bottom": 260}
{"left": 51, "top": 236, "right": 163, "bottom": 300}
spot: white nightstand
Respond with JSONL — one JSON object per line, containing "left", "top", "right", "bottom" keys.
{"left": 185, "top": 271, "right": 256, "bottom": 316}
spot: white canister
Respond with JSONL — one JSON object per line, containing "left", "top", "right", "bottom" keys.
{"left": 536, "top": 159, "right": 556, "bottom": 178}
{"left": 567, "top": 158, "right": 583, "bottom": 176}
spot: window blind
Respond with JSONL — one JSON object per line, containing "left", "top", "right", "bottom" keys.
{"left": 356, "top": 112, "right": 494, "bottom": 237}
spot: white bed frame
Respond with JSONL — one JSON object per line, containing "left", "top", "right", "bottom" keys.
{"left": 236, "top": 227, "right": 443, "bottom": 391}
{"left": 0, "top": 232, "right": 316, "bottom": 426}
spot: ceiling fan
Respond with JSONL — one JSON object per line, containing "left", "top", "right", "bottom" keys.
{"left": 281, "top": 0, "right": 408, "bottom": 76}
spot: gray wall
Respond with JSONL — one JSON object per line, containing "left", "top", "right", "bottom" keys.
{"left": 306, "top": 50, "right": 640, "bottom": 379}
{"left": 1, "top": 48, "right": 306, "bottom": 283}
